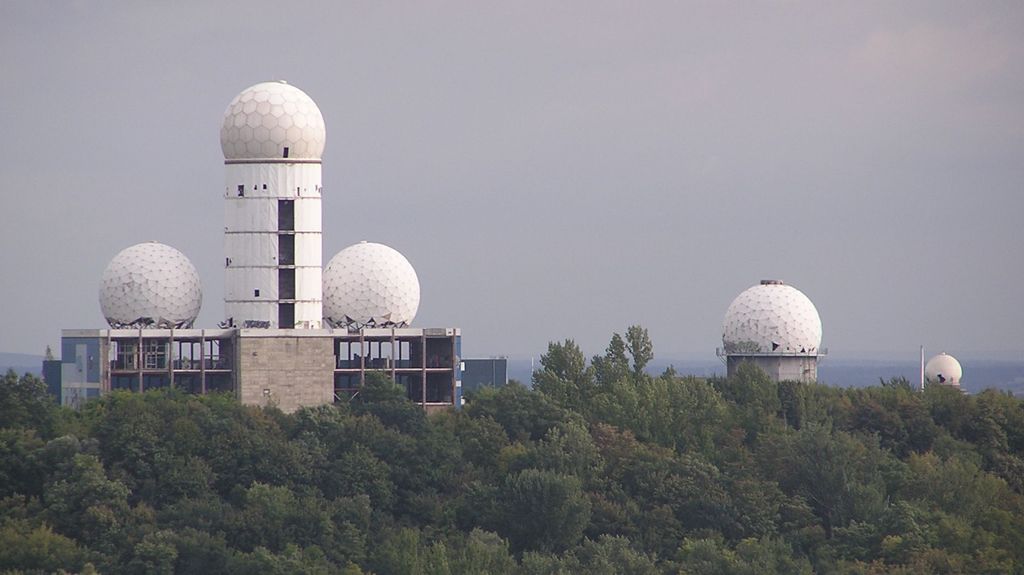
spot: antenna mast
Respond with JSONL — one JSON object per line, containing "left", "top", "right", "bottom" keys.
{"left": 919, "top": 345, "right": 925, "bottom": 392}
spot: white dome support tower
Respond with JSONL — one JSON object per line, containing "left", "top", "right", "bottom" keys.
{"left": 718, "top": 279, "right": 826, "bottom": 383}
{"left": 220, "top": 81, "right": 326, "bottom": 329}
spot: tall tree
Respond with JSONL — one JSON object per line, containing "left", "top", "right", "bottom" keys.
{"left": 533, "top": 340, "right": 594, "bottom": 411}
{"left": 466, "top": 383, "right": 577, "bottom": 442}
{"left": 625, "top": 326, "right": 653, "bottom": 379}
{"left": 757, "top": 425, "right": 888, "bottom": 538}
{"left": 593, "top": 333, "right": 630, "bottom": 388}
{"left": 0, "top": 370, "right": 57, "bottom": 436}
{"left": 43, "top": 453, "right": 132, "bottom": 557}
{"left": 496, "top": 468, "right": 591, "bottom": 553}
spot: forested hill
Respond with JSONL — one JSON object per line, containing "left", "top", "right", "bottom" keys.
{"left": 3, "top": 329, "right": 1024, "bottom": 574}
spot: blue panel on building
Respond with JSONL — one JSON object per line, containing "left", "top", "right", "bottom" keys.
{"left": 61, "top": 337, "right": 102, "bottom": 383}
{"left": 42, "top": 360, "right": 62, "bottom": 403}
{"left": 462, "top": 358, "right": 508, "bottom": 393}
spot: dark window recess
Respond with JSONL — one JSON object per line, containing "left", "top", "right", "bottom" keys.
{"left": 278, "top": 234, "right": 295, "bottom": 265}
{"left": 282, "top": 147, "right": 289, "bottom": 158}
{"left": 278, "top": 200, "right": 294, "bottom": 231}
{"left": 262, "top": 184, "right": 267, "bottom": 190}
{"left": 279, "top": 303, "right": 295, "bottom": 329}
{"left": 225, "top": 257, "right": 231, "bottom": 267}
{"left": 237, "top": 185, "right": 244, "bottom": 197}
{"left": 254, "top": 289, "right": 260, "bottom": 297}
{"left": 278, "top": 268, "right": 295, "bottom": 300}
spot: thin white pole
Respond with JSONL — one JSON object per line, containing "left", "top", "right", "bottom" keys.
{"left": 920, "top": 345, "right": 925, "bottom": 392}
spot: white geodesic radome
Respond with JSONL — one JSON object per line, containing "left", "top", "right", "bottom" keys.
{"left": 220, "top": 81, "right": 325, "bottom": 160}
{"left": 98, "top": 242, "right": 202, "bottom": 329}
{"left": 323, "top": 241, "right": 420, "bottom": 329}
{"left": 722, "top": 280, "right": 822, "bottom": 355}
{"left": 925, "top": 353, "right": 962, "bottom": 387}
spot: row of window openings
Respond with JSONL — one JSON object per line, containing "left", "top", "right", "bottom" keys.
{"left": 333, "top": 375, "right": 454, "bottom": 403}
{"left": 112, "top": 340, "right": 229, "bottom": 371}
{"left": 235, "top": 185, "right": 322, "bottom": 197}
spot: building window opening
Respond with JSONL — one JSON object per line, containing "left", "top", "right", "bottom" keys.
{"left": 176, "top": 373, "right": 202, "bottom": 395}
{"left": 113, "top": 341, "right": 139, "bottom": 370}
{"left": 142, "top": 340, "right": 167, "bottom": 370}
{"left": 278, "top": 268, "right": 295, "bottom": 300}
{"left": 395, "top": 340, "right": 413, "bottom": 368}
{"left": 398, "top": 373, "right": 420, "bottom": 402}
{"left": 364, "top": 339, "right": 394, "bottom": 370}
{"left": 237, "top": 184, "right": 244, "bottom": 197}
{"left": 426, "top": 338, "right": 453, "bottom": 368}
{"left": 279, "top": 303, "right": 295, "bottom": 329}
{"left": 175, "top": 340, "right": 201, "bottom": 370}
{"left": 334, "top": 373, "right": 359, "bottom": 398}
{"left": 278, "top": 234, "right": 295, "bottom": 265}
{"left": 111, "top": 374, "right": 139, "bottom": 392}
{"left": 254, "top": 289, "right": 260, "bottom": 297}
{"left": 283, "top": 147, "right": 289, "bottom": 158}
{"left": 278, "top": 200, "right": 294, "bottom": 231}
{"left": 426, "top": 372, "right": 453, "bottom": 403}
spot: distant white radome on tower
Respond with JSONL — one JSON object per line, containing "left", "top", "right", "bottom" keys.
{"left": 220, "top": 81, "right": 326, "bottom": 160}
{"left": 99, "top": 242, "right": 202, "bottom": 329}
{"left": 723, "top": 280, "right": 822, "bottom": 355}
{"left": 925, "top": 353, "right": 962, "bottom": 387}
{"left": 323, "top": 241, "right": 420, "bottom": 329}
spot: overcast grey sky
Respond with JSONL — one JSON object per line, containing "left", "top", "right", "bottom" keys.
{"left": 1, "top": 1, "right": 1022, "bottom": 361}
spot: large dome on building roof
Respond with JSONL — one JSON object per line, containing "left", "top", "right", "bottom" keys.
{"left": 722, "top": 280, "right": 822, "bottom": 355}
{"left": 99, "top": 242, "right": 202, "bottom": 329}
{"left": 220, "top": 81, "right": 325, "bottom": 161}
{"left": 323, "top": 242, "right": 420, "bottom": 330}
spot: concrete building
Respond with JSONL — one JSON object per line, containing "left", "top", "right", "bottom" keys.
{"left": 53, "top": 81, "right": 462, "bottom": 413}
{"left": 718, "top": 280, "right": 826, "bottom": 383}
{"left": 56, "top": 327, "right": 461, "bottom": 413}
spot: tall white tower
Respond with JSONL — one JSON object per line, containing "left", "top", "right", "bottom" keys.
{"left": 220, "top": 81, "right": 326, "bottom": 329}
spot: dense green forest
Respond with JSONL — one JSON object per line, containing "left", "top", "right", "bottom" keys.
{"left": 3, "top": 327, "right": 1024, "bottom": 574}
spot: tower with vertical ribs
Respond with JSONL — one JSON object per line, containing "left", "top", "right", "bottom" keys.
{"left": 220, "top": 81, "right": 326, "bottom": 329}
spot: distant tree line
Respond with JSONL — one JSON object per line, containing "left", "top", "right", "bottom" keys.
{"left": 2, "top": 326, "right": 1024, "bottom": 573}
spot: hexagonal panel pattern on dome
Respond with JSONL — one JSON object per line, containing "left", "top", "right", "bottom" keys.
{"left": 925, "top": 353, "right": 962, "bottom": 386}
{"left": 220, "top": 81, "right": 326, "bottom": 160}
{"left": 722, "top": 282, "right": 822, "bottom": 354}
{"left": 98, "top": 242, "right": 203, "bottom": 329}
{"left": 323, "top": 241, "right": 420, "bottom": 329}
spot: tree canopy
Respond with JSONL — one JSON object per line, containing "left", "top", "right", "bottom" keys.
{"left": 3, "top": 330, "right": 1024, "bottom": 574}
